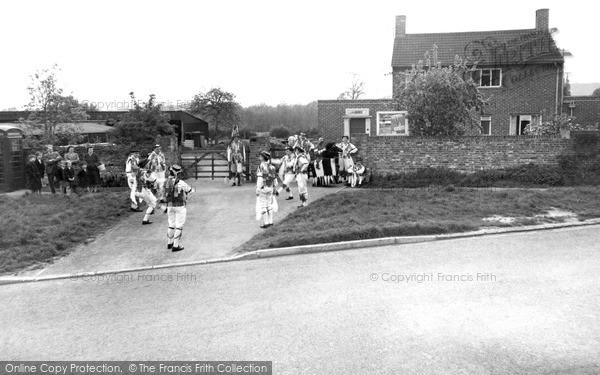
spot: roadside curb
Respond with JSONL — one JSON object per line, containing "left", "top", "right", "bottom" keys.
{"left": 2, "top": 219, "right": 600, "bottom": 286}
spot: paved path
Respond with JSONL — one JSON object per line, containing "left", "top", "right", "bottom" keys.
{"left": 31, "top": 179, "right": 340, "bottom": 277}
{"left": 1, "top": 226, "right": 599, "bottom": 373}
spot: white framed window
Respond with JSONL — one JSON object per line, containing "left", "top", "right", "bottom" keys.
{"left": 376, "top": 111, "right": 409, "bottom": 136}
{"left": 475, "top": 68, "right": 502, "bottom": 87}
{"left": 480, "top": 116, "right": 491, "bottom": 135}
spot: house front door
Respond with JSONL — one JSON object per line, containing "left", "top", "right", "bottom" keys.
{"left": 349, "top": 118, "right": 366, "bottom": 136}
{"left": 518, "top": 115, "right": 532, "bottom": 135}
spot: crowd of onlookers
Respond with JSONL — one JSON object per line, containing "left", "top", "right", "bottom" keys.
{"left": 24, "top": 145, "right": 104, "bottom": 195}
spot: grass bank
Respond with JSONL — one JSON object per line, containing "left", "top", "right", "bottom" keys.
{"left": 239, "top": 186, "right": 600, "bottom": 251}
{"left": 0, "top": 189, "right": 132, "bottom": 275}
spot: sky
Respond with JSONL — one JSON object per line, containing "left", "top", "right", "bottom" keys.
{"left": 1, "top": 0, "right": 599, "bottom": 110}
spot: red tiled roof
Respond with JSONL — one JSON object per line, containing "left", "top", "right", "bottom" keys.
{"left": 392, "top": 28, "right": 563, "bottom": 69}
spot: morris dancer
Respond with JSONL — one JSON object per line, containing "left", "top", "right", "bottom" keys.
{"left": 165, "top": 164, "right": 194, "bottom": 252}
{"left": 227, "top": 135, "right": 246, "bottom": 186}
{"left": 135, "top": 168, "right": 167, "bottom": 225}
{"left": 337, "top": 135, "right": 358, "bottom": 183}
{"left": 255, "top": 151, "right": 278, "bottom": 228}
{"left": 348, "top": 160, "right": 366, "bottom": 187}
{"left": 292, "top": 132, "right": 315, "bottom": 161}
{"left": 276, "top": 146, "right": 296, "bottom": 200}
{"left": 294, "top": 146, "right": 310, "bottom": 207}
{"left": 126, "top": 150, "right": 142, "bottom": 212}
{"left": 312, "top": 137, "right": 325, "bottom": 186}
{"left": 148, "top": 144, "right": 167, "bottom": 201}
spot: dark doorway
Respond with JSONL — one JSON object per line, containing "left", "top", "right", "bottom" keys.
{"left": 349, "top": 118, "right": 366, "bottom": 136}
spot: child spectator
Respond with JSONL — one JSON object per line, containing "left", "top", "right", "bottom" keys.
{"left": 65, "top": 160, "right": 76, "bottom": 195}
{"left": 55, "top": 161, "right": 67, "bottom": 195}
{"left": 77, "top": 162, "right": 91, "bottom": 193}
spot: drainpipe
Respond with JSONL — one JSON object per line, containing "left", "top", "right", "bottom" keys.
{"left": 555, "top": 63, "right": 561, "bottom": 115}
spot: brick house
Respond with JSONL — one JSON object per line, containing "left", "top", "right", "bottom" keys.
{"left": 562, "top": 96, "right": 600, "bottom": 128}
{"left": 319, "top": 9, "right": 567, "bottom": 140}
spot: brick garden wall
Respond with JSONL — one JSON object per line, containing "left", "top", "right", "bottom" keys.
{"left": 351, "top": 133, "right": 586, "bottom": 175}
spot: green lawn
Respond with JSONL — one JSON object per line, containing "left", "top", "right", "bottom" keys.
{"left": 0, "top": 190, "right": 133, "bottom": 275}
{"left": 239, "top": 186, "right": 600, "bottom": 251}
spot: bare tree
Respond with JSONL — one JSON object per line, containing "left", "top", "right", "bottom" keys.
{"left": 338, "top": 73, "right": 365, "bottom": 100}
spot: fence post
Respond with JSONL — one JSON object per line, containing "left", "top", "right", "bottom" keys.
{"left": 195, "top": 155, "right": 198, "bottom": 180}
{"left": 245, "top": 149, "right": 250, "bottom": 181}
{"left": 211, "top": 153, "right": 215, "bottom": 180}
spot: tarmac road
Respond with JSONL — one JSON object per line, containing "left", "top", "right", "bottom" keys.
{"left": 1, "top": 225, "right": 599, "bottom": 374}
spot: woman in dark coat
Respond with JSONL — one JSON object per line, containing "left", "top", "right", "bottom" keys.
{"left": 84, "top": 146, "right": 102, "bottom": 192}
{"left": 35, "top": 151, "right": 45, "bottom": 188}
{"left": 25, "top": 154, "right": 42, "bottom": 193}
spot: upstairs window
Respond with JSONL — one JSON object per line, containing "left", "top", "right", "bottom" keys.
{"left": 475, "top": 68, "right": 502, "bottom": 87}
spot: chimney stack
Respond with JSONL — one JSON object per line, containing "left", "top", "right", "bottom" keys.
{"left": 536, "top": 9, "right": 549, "bottom": 31}
{"left": 395, "top": 15, "right": 406, "bottom": 37}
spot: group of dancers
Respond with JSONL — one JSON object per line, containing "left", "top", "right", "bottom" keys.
{"left": 253, "top": 133, "right": 361, "bottom": 229}
{"left": 126, "top": 144, "right": 194, "bottom": 252}
{"left": 124, "top": 134, "right": 362, "bottom": 249}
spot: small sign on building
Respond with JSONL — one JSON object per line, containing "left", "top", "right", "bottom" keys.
{"left": 345, "top": 108, "right": 370, "bottom": 117}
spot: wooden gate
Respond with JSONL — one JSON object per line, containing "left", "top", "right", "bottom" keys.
{"left": 181, "top": 150, "right": 250, "bottom": 180}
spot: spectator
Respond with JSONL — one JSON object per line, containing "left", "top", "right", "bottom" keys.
{"left": 77, "top": 162, "right": 91, "bottom": 193}
{"left": 336, "top": 135, "right": 358, "bottom": 184}
{"left": 64, "top": 160, "right": 76, "bottom": 195}
{"left": 55, "top": 161, "right": 67, "bottom": 195}
{"left": 42, "top": 144, "right": 62, "bottom": 194}
{"left": 63, "top": 146, "right": 80, "bottom": 170}
{"left": 84, "top": 146, "right": 102, "bottom": 193}
{"left": 25, "top": 154, "right": 42, "bottom": 194}
{"left": 35, "top": 151, "right": 45, "bottom": 188}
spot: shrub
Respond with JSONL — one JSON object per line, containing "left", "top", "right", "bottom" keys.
{"left": 270, "top": 125, "right": 291, "bottom": 139}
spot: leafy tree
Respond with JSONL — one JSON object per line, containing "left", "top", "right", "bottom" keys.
{"left": 25, "top": 64, "right": 89, "bottom": 144}
{"left": 109, "top": 92, "right": 175, "bottom": 150}
{"left": 337, "top": 73, "right": 365, "bottom": 100}
{"left": 239, "top": 101, "right": 317, "bottom": 132}
{"left": 393, "top": 46, "right": 488, "bottom": 136}
{"left": 592, "top": 87, "right": 600, "bottom": 97}
{"left": 189, "top": 88, "right": 242, "bottom": 139}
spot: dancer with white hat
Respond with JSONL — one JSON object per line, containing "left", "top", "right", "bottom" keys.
{"left": 165, "top": 164, "right": 194, "bottom": 252}
{"left": 294, "top": 146, "right": 310, "bottom": 207}
{"left": 255, "top": 151, "right": 278, "bottom": 228}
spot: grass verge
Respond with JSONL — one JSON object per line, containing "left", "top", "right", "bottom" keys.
{"left": 239, "top": 186, "right": 600, "bottom": 252}
{"left": 0, "top": 189, "right": 132, "bottom": 275}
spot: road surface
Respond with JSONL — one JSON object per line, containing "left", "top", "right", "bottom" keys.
{"left": 1, "top": 226, "right": 599, "bottom": 374}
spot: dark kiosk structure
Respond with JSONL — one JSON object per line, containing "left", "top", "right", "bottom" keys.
{"left": 0, "top": 124, "right": 25, "bottom": 193}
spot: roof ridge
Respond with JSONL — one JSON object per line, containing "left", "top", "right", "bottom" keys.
{"left": 400, "top": 28, "right": 538, "bottom": 38}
